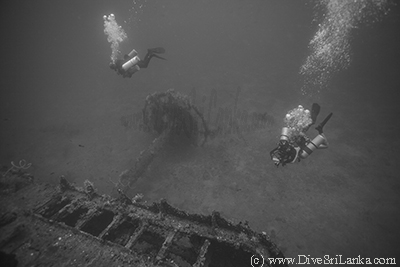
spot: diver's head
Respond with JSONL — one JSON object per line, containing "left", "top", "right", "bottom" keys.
{"left": 271, "top": 147, "right": 285, "bottom": 166}
{"left": 270, "top": 140, "right": 296, "bottom": 167}
{"left": 109, "top": 63, "right": 117, "bottom": 70}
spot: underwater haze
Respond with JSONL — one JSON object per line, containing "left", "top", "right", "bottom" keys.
{"left": 1, "top": 0, "right": 400, "bottom": 263}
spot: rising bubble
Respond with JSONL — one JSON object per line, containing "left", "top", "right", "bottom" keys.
{"left": 300, "top": 0, "right": 390, "bottom": 97}
{"left": 103, "top": 14, "right": 128, "bottom": 63}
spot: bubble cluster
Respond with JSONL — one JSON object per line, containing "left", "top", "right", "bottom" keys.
{"left": 103, "top": 14, "right": 128, "bottom": 63}
{"left": 127, "top": 0, "right": 149, "bottom": 26}
{"left": 284, "top": 105, "right": 312, "bottom": 138}
{"left": 300, "top": 0, "right": 389, "bottom": 96}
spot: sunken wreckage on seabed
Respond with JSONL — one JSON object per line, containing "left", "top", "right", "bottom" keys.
{"left": 0, "top": 90, "right": 287, "bottom": 266}
{"left": 117, "top": 89, "right": 274, "bottom": 193}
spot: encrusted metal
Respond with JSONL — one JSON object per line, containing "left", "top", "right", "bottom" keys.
{"left": 0, "top": 173, "right": 288, "bottom": 267}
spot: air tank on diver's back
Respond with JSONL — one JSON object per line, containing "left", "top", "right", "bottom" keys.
{"left": 122, "top": 56, "right": 140, "bottom": 71}
{"left": 300, "top": 134, "right": 326, "bottom": 159}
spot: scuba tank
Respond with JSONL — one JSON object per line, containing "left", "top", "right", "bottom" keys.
{"left": 122, "top": 56, "right": 140, "bottom": 71}
{"left": 128, "top": 49, "right": 138, "bottom": 58}
{"left": 300, "top": 112, "right": 332, "bottom": 159}
{"left": 280, "top": 127, "right": 290, "bottom": 142}
{"left": 300, "top": 134, "right": 326, "bottom": 159}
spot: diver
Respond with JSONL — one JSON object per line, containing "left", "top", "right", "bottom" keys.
{"left": 270, "top": 103, "right": 333, "bottom": 167}
{"left": 110, "top": 47, "right": 166, "bottom": 78}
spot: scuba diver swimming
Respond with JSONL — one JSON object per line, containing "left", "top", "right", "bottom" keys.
{"left": 110, "top": 47, "right": 166, "bottom": 78}
{"left": 270, "top": 103, "right": 333, "bottom": 167}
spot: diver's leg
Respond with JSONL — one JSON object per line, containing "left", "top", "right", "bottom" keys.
{"left": 136, "top": 49, "right": 166, "bottom": 68}
{"left": 319, "top": 133, "right": 329, "bottom": 148}
{"left": 315, "top": 113, "right": 333, "bottom": 134}
{"left": 148, "top": 47, "right": 165, "bottom": 54}
{"left": 137, "top": 52, "right": 152, "bottom": 68}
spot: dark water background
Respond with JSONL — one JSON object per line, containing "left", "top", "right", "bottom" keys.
{"left": 1, "top": 0, "right": 400, "bottom": 262}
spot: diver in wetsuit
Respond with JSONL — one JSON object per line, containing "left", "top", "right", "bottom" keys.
{"left": 270, "top": 103, "right": 332, "bottom": 167}
{"left": 110, "top": 47, "right": 166, "bottom": 78}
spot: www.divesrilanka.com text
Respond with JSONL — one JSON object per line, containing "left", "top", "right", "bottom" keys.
{"left": 251, "top": 255, "right": 396, "bottom": 266}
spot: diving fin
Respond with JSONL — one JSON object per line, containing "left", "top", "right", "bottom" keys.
{"left": 148, "top": 47, "right": 165, "bottom": 54}
{"left": 151, "top": 54, "right": 167, "bottom": 60}
{"left": 315, "top": 113, "right": 332, "bottom": 134}
{"left": 311, "top": 103, "right": 321, "bottom": 125}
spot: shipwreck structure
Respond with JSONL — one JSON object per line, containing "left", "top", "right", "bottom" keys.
{"left": 118, "top": 89, "right": 210, "bottom": 191}
{"left": 117, "top": 89, "right": 275, "bottom": 192}
{"left": 0, "top": 170, "right": 287, "bottom": 267}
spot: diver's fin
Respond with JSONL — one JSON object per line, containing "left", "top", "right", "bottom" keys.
{"left": 311, "top": 103, "right": 321, "bottom": 125}
{"left": 315, "top": 113, "right": 332, "bottom": 134}
{"left": 151, "top": 54, "right": 167, "bottom": 60}
{"left": 148, "top": 47, "right": 165, "bottom": 54}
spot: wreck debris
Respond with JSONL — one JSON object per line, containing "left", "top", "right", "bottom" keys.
{"left": 0, "top": 164, "right": 34, "bottom": 194}
{"left": 142, "top": 89, "right": 209, "bottom": 145}
{"left": 118, "top": 89, "right": 210, "bottom": 190}
{"left": 0, "top": 212, "right": 17, "bottom": 228}
{"left": 0, "top": 175, "right": 288, "bottom": 266}
{"left": 59, "top": 175, "right": 75, "bottom": 192}
{"left": 83, "top": 179, "right": 97, "bottom": 200}
{"left": 207, "top": 86, "right": 275, "bottom": 139}
{"left": 2, "top": 159, "right": 32, "bottom": 177}
{"left": 120, "top": 87, "right": 276, "bottom": 139}
{"left": 117, "top": 88, "right": 275, "bottom": 191}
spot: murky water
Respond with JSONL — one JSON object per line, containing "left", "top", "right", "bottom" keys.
{"left": 1, "top": 0, "right": 399, "bottom": 262}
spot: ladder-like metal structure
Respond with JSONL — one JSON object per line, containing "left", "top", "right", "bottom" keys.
{"left": 0, "top": 175, "right": 287, "bottom": 267}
